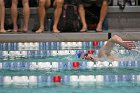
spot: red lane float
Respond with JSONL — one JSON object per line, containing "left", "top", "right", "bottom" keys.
{"left": 88, "top": 50, "right": 94, "bottom": 54}
{"left": 53, "top": 75, "right": 61, "bottom": 83}
{"left": 72, "top": 62, "right": 80, "bottom": 69}
{"left": 93, "top": 41, "right": 98, "bottom": 47}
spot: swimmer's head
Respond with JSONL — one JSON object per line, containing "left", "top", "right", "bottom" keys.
{"left": 77, "top": 50, "right": 95, "bottom": 61}
{"left": 77, "top": 51, "right": 89, "bottom": 59}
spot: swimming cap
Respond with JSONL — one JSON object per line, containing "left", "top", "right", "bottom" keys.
{"left": 77, "top": 51, "right": 84, "bottom": 58}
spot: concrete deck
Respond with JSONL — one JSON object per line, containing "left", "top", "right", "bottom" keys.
{"left": 0, "top": 32, "right": 140, "bottom": 42}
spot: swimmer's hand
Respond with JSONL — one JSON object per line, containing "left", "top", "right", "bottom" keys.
{"left": 123, "top": 41, "right": 136, "bottom": 50}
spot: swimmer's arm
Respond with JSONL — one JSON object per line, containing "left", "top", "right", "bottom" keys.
{"left": 97, "top": 35, "right": 135, "bottom": 61}
{"left": 106, "top": 35, "right": 124, "bottom": 48}
{"left": 106, "top": 35, "right": 135, "bottom": 50}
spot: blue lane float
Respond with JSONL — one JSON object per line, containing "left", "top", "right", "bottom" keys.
{"left": 0, "top": 75, "right": 140, "bottom": 86}
{"left": 0, "top": 61, "right": 140, "bottom": 71}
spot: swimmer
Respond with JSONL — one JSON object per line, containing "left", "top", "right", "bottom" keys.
{"left": 77, "top": 35, "right": 136, "bottom": 61}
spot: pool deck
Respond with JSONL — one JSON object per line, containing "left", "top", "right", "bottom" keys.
{"left": 0, "top": 31, "right": 140, "bottom": 42}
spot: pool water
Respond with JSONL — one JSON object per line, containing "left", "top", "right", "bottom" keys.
{"left": 0, "top": 81, "right": 140, "bottom": 93}
{"left": 0, "top": 41, "right": 140, "bottom": 93}
{"left": 0, "top": 73, "right": 140, "bottom": 93}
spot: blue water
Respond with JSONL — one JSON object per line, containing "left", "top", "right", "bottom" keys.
{"left": 0, "top": 82, "right": 140, "bottom": 93}
{"left": 0, "top": 41, "right": 140, "bottom": 93}
{"left": 0, "top": 57, "right": 140, "bottom": 93}
{"left": 0, "top": 79, "right": 140, "bottom": 93}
